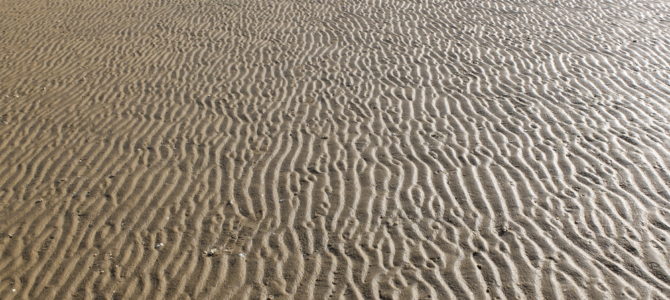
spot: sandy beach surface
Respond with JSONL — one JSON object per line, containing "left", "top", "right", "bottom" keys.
{"left": 2, "top": 0, "right": 670, "bottom": 299}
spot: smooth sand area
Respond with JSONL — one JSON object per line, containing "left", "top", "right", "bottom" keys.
{"left": 2, "top": 0, "right": 670, "bottom": 299}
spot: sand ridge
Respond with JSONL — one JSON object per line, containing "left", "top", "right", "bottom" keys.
{"left": 2, "top": 0, "right": 670, "bottom": 298}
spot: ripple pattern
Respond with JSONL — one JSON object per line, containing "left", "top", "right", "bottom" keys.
{"left": 2, "top": 0, "right": 670, "bottom": 299}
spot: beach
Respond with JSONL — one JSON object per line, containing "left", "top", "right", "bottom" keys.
{"left": 1, "top": 0, "right": 670, "bottom": 298}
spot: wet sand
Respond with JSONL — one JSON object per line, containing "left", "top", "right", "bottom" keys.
{"left": 2, "top": 0, "right": 670, "bottom": 299}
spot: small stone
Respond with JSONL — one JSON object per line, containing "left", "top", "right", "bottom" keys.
{"left": 205, "top": 248, "right": 218, "bottom": 257}
{"left": 155, "top": 243, "right": 164, "bottom": 249}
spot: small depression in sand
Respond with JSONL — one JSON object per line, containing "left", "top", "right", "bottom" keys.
{"left": 2, "top": 0, "right": 670, "bottom": 299}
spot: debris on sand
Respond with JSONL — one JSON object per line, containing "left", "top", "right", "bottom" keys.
{"left": 205, "top": 248, "right": 219, "bottom": 257}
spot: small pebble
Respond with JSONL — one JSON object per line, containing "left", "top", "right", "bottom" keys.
{"left": 205, "top": 248, "right": 218, "bottom": 257}
{"left": 155, "top": 243, "right": 164, "bottom": 249}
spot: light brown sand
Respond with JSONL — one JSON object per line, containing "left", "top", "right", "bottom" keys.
{"left": 2, "top": 0, "right": 670, "bottom": 299}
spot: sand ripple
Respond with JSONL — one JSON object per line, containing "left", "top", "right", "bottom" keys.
{"left": 2, "top": 0, "right": 670, "bottom": 298}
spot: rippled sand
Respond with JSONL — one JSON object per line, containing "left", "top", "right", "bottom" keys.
{"left": 2, "top": 0, "right": 670, "bottom": 299}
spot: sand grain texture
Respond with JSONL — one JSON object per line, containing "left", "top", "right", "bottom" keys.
{"left": 2, "top": 0, "right": 670, "bottom": 299}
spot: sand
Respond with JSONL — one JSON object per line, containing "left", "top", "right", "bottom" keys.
{"left": 1, "top": 0, "right": 670, "bottom": 299}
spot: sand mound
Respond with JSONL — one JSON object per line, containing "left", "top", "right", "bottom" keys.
{"left": 2, "top": 0, "right": 670, "bottom": 298}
